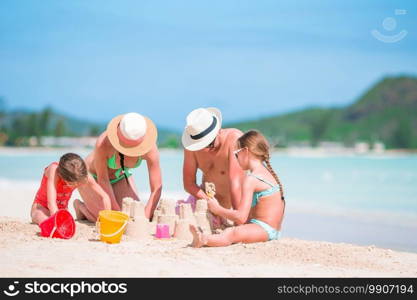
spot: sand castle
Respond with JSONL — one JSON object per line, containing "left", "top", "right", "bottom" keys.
{"left": 205, "top": 181, "right": 235, "bottom": 230}
{"left": 202, "top": 181, "right": 224, "bottom": 231}
{"left": 194, "top": 199, "right": 213, "bottom": 234}
{"left": 122, "top": 197, "right": 150, "bottom": 240}
{"left": 127, "top": 182, "right": 221, "bottom": 240}
{"left": 151, "top": 197, "right": 214, "bottom": 240}
{"left": 121, "top": 197, "right": 133, "bottom": 216}
{"left": 173, "top": 182, "right": 218, "bottom": 238}
{"left": 173, "top": 203, "right": 197, "bottom": 241}
{"left": 152, "top": 198, "right": 178, "bottom": 237}
{"left": 174, "top": 182, "right": 217, "bottom": 236}
{"left": 149, "top": 202, "right": 161, "bottom": 235}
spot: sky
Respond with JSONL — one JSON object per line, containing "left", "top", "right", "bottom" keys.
{"left": 1, "top": 0, "right": 416, "bottom": 130}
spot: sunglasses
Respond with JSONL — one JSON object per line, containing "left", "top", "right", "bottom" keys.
{"left": 233, "top": 148, "right": 245, "bottom": 159}
{"left": 205, "top": 137, "right": 216, "bottom": 149}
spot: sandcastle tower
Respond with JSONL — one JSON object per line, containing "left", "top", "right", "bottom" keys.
{"left": 193, "top": 182, "right": 219, "bottom": 234}
{"left": 173, "top": 203, "right": 197, "bottom": 241}
{"left": 123, "top": 197, "right": 150, "bottom": 240}
{"left": 155, "top": 198, "right": 178, "bottom": 236}
{"left": 122, "top": 197, "right": 134, "bottom": 217}
{"left": 149, "top": 199, "right": 163, "bottom": 235}
{"left": 149, "top": 217, "right": 157, "bottom": 236}
{"left": 194, "top": 199, "right": 212, "bottom": 234}
{"left": 131, "top": 200, "right": 146, "bottom": 220}
{"left": 179, "top": 202, "right": 196, "bottom": 224}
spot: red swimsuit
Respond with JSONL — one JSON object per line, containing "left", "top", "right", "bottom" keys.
{"left": 33, "top": 162, "right": 76, "bottom": 210}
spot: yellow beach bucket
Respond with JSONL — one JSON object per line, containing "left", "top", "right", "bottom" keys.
{"left": 97, "top": 210, "right": 129, "bottom": 244}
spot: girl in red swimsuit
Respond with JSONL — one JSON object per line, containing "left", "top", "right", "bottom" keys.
{"left": 31, "top": 153, "right": 89, "bottom": 225}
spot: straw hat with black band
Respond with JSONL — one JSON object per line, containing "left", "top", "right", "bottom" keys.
{"left": 106, "top": 112, "right": 158, "bottom": 157}
{"left": 182, "top": 107, "right": 222, "bottom": 151}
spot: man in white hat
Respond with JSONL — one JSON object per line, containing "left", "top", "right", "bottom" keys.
{"left": 182, "top": 107, "right": 245, "bottom": 225}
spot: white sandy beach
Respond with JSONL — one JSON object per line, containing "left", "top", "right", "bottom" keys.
{"left": 1, "top": 216, "right": 417, "bottom": 277}
{"left": 1, "top": 180, "right": 417, "bottom": 278}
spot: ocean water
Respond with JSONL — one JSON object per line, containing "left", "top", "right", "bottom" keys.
{"left": 1, "top": 149, "right": 417, "bottom": 252}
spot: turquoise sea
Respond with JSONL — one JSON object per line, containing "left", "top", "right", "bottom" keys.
{"left": 1, "top": 149, "right": 417, "bottom": 252}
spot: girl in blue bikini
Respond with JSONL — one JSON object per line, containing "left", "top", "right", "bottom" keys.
{"left": 190, "top": 130, "right": 285, "bottom": 247}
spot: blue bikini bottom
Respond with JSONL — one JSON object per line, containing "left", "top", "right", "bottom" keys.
{"left": 250, "top": 219, "right": 281, "bottom": 240}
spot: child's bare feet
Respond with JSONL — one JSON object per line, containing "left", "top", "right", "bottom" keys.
{"left": 73, "top": 199, "right": 85, "bottom": 220}
{"left": 189, "top": 224, "right": 207, "bottom": 248}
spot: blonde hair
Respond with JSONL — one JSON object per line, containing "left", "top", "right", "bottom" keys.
{"left": 237, "top": 130, "right": 285, "bottom": 201}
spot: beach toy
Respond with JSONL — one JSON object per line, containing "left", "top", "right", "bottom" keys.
{"left": 39, "top": 209, "right": 75, "bottom": 239}
{"left": 156, "top": 199, "right": 178, "bottom": 236}
{"left": 155, "top": 224, "right": 170, "bottom": 238}
{"left": 98, "top": 210, "right": 129, "bottom": 244}
{"left": 157, "top": 215, "right": 177, "bottom": 236}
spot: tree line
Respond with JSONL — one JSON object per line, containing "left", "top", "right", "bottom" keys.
{"left": 0, "top": 98, "right": 100, "bottom": 146}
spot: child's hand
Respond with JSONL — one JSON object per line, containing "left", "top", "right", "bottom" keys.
{"left": 207, "top": 197, "right": 221, "bottom": 214}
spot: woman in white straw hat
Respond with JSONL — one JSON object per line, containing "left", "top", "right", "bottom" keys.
{"left": 74, "top": 112, "right": 162, "bottom": 222}
{"left": 181, "top": 107, "right": 245, "bottom": 227}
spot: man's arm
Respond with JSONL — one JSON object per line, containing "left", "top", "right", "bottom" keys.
{"left": 183, "top": 149, "right": 209, "bottom": 199}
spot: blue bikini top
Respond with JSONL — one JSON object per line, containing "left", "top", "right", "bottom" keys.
{"left": 249, "top": 173, "right": 281, "bottom": 207}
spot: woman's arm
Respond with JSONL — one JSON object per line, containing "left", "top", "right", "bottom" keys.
{"left": 142, "top": 145, "right": 162, "bottom": 219}
{"left": 94, "top": 142, "right": 119, "bottom": 211}
{"left": 208, "top": 176, "right": 254, "bottom": 225}
{"left": 45, "top": 164, "right": 59, "bottom": 215}
{"left": 85, "top": 173, "right": 111, "bottom": 206}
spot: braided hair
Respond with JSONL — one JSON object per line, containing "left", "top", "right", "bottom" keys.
{"left": 119, "top": 153, "right": 130, "bottom": 186}
{"left": 264, "top": 155, "right": 285, "bottom": 201}
{"left": 237, "top": 130, "right": 285, "bottom": 202}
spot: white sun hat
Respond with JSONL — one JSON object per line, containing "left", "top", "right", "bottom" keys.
{"left": 182, "top": 107, "right": 222, "bottom": 151}
{"left": 106, "top": 112, "right": 157, "bottom": 156}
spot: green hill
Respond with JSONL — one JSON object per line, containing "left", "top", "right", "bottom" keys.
{"left": 1, "top": 75, "right": 416, "bottom": 149}
{"left": 228, "top": 76, "right": 417, "bottom": 149}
